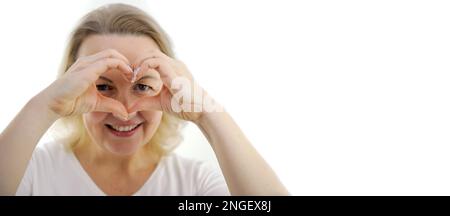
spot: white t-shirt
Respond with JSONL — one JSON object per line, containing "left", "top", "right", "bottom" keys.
{"left": 16, "top": 141, "right": 230, "bottom": 196}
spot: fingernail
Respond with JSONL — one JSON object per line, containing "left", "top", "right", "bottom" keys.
{"left": 131, "top": 67, "right": 140, "bottom": 83}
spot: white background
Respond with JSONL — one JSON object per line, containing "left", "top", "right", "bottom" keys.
{"left": 1, "top": 0, "right": 450, "bottom": 195}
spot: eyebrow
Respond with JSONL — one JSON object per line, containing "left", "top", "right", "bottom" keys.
{"left": 137, "top": 75, "right": 159, "bottom": 82}
{"left": 98, "top": 75, "right": 158, "bottom": 83}
{"left": 98, "top": 76, "right": 114, "bottom": 83}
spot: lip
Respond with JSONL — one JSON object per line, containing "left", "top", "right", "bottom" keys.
{"left": 107, "top": 119, "right": 141, "bottom": 126}
{"left": 105, "top": 123, "right": 143, "bottom": 137}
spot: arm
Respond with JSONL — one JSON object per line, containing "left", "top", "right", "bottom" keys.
{"left": 195, "top": 111, "right": 290, "bottom": 196}
{"left": 0, "top": 49, "right": 133, "bottom": 195}
{"left": 129, "top": 50, "right": 290, "bottom": 195}
{"left": 0, "top": 92, "right": 58, "bottom": 195}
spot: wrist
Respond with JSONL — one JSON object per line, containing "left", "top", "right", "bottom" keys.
{"left": 194, "top": 110, "right": 227, "bottom": 129}
{"left": 29, "top": 91, "right": 61, "bottom": 123}
{"left": 192, "top": 92, "right": 225, "bottom": 124}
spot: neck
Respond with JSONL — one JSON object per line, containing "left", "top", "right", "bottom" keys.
{"left": 73, "top": 140, "right": 159, "bottom": 174}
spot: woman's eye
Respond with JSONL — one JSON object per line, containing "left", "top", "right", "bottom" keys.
{"left": 134, "top": 84, "right": 153, "bottom": 92}
{"left": 96, "top": 84, "right": 113, "bottom": 91}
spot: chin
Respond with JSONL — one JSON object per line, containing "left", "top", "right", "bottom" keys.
{"left": 104, "top": 141, "right": 142, "bottom": 156}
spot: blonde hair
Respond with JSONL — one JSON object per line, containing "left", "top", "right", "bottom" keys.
{"left": 52, "top": 3, "right": 185, "bottom": 156}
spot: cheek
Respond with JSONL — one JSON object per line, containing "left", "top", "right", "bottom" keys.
{"left": 83, "top": 112, "right": 109, "bottom": 132}
{"left": 141, "top": 111, "right": 163, "bottom": 139}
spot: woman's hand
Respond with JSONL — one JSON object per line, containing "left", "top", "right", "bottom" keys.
{"left": 127, "top": 50, "right": 289, "bottom": 195}
{"left": 43, "top": 49, "right": 133, "bottom": 119}
{"left": 128, "top": 49, "right": 222, "bottom": 122}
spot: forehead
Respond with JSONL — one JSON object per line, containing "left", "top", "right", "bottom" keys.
{"left": 78, "top": 34, "right": 160, "bottom": 64}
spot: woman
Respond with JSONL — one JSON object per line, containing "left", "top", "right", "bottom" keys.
{"left": 0, "top": 3, "right": 289, "bottom": 195}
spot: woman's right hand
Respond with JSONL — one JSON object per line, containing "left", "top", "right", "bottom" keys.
{"left": 0, "top": 49, "right": 134, "bottom": 195}
{"left": 42, "top": 49, "right": 133, "bottom": 120}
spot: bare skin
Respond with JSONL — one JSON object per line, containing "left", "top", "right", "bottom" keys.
{"left": 0, "top": 34, "right": 289, "bottom": 195}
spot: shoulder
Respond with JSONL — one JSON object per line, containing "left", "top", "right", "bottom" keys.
{"left": 32, "top": 139, "right": 72, "bottom": 163}
{"left": 16, "top": 140, "right": 76, "bottom": 195}
{"left": 28, "top": 140, "right": 75, "bottom": 176}
{"left": 157, "top": 153, "right": 230, "bottom": 195}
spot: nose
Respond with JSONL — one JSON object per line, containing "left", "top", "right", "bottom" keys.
{"left": 112, "top": 111, "right": 137, "bottom": 121}
{"left": 114, "top": 90, "right": 140, "bottom": 115}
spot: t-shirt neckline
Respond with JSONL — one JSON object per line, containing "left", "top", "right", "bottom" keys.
{"left": 67, "top": 149, "right": 165, "bottom": 196}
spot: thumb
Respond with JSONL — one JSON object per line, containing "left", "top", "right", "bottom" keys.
{"left": 128, "top": 96, "right": 162, "bottom": 114}
{"left": 95, "top": 96, "right": 129, "bottom": 120}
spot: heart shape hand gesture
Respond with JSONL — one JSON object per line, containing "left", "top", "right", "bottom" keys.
{"left": 44, "top": 48, "right": 221, "bottom": 122}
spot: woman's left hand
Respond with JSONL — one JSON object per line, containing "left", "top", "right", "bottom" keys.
{"left": 129, "top": 50, "right": 289, "bottom": 195}
{"left": 128, "top": 49, "right": 222, "bottom": 122}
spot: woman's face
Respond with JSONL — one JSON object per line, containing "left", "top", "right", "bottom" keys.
{"left": 78, "top": 34, "right": 163, "bottom": 156}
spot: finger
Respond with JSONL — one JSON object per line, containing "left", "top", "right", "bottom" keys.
{"left": 95, "top": 96, "right": 129, "bottom": 120}
{"left": 71, "top": 50, "right": 133, "bottom": 79}
{"left": 174, "top": 60, "right": 194, "bottom": 80}
{"left": 131, "top": 53, "right": 159, "bottom": 82}
{"left": 131, "top": 66, "right": 140, "bottom": 83}
{"left": 78, "top": 49, "right": 131, "bottom": 66}
{"left": 133, "top": 66, "right": 161, "bottom": 84}
{"left": 135, "top": 69, "right": 163, "bottom": 97}
{"left": 89, "top": 58, "right": 133, "bottom": 77}
{"left": 140, "top": 57, "right": 179, "bottom": 90}
{"left": 77, "top": 58, "right": 132, "bottom": 87}
{"left": 140, "top": 54, "right": 189, "bottom": 79}
{"left": 132, "top": 49, "right": 169, "bottom": 67}
{"left": 128, "top": 95, "right": 162, "bottom": 113}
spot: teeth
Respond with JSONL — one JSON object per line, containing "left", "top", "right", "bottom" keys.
{"left": 111, "top": 124, "right": 138, "bottom": 132}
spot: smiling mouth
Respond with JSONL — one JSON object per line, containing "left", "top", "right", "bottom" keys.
{"left": 105, "top": 123, "right": 143, "bottom": 137}
{"left": 105, "top": 123, "right": 142, "bottom": 132}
